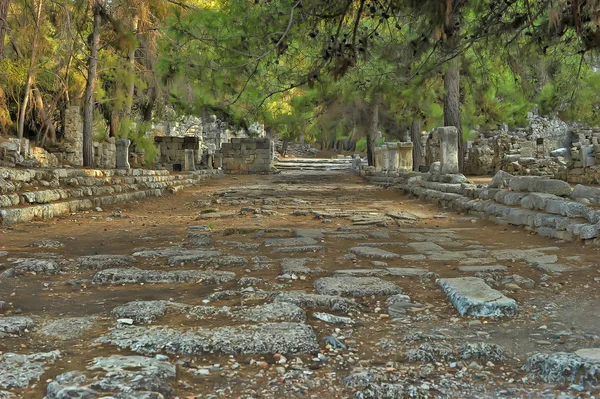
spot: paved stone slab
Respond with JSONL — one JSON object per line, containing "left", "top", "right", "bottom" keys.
{"left": 0, "top": 351, "right": 61, "bottom": 389}
{"left": 168, "top": 255, "right": 246, "bottom": 267}
{"left": 98, "top": 323, "right": 319, "bottom": 355}
{"left": 77, "top": 254, "right": 135, "bottom": 270}
{"left": 0, "top": 316, "right": 35, "bottom": 336}
{"left": 196, "top": 211, "right": 238, "bottom": 220}
{"left": 525, "top": 352, "right": 600, "bottom": 385}
{"left": 28, "top": 240, "right": 64, "bottom": 248}
{"left": 7, "top": 258, "right": 60, "bottom": 275}
{"left": 349, "top": 247, "right": 400, "bottom": 259}
{"left": 534, "top": 263, "right": 572, "bottom": 273}
{"left": 133, "top": 247, "right": 221, "bottom": 258}
{"left": 273, "top": 245, "right": 324, "bottom": 253}
{"left": 458, "top": 265, "right": 509, "bottom": 273}
{"left": 334, "top": 269, "right": 390, "bottom": 277}
{"left": 273, "top": 291, "right": 358, "bottom": 313}
{"left": 437, "top": 277, "right": 518, "bottom": 317}
{"left": 281, "top": 258, "right": 324, "bottom": 275}
{"left": 314, "top": 276, "right": 402, "bottom": 297}
{"left": 233, "top": 302, "right": 306, "bottom": 323}
{"left": 111, "top": 300, "right": 189, "bottom": 323}
{"left": 402, "top": 254, "right": 427, "bottom": 261}
{"left": 386, "top": 268, "right": 428, "bottom": 277}
{"left": 509, "top": 176, "right": 572, "bottom": 196}
{"left": 92, "top": 267, "right": 235, "bottom": 284}
{"left": 357, "top": 242, "right": 404, "bottom": 247}
{"left": 575, "top": 348, "right": 600, "bottom": 361}
{"left": 408, "top": 242, "right": 445, "bottom": 253}
{"left": 313, "top": 312, "right": 354, "bottom": 325}
{"left": 45, "top": 355, "right": 176, "bottom": 399}
{"left": 263, "top": 237, "right": 318, "bottom": 247}
{"left": 39, "top": 317, "right": 96, "bottom": 340}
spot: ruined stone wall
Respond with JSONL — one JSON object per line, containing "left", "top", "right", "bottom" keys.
{"left": 154, "top": 136, "right": 201, "bottom": 170}
{"left": 94, "top": 138, "right": 116, "bottom": 169}
{"left": 222, "top": 138, "right": 273, "bottom": 174}
{"left": 561, "top": 128, "right": 600, "bottom": 184}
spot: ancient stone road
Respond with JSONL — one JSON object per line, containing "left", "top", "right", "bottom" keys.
{"left": 0, "top": 170, "right": 599, "bottom": 398}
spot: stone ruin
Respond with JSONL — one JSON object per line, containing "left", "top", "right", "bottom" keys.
{"left": 373, "top": 142, "right": 414, "bottom": 173}
{"left": 221, "top": 138, "right": 275, "bottom": 174}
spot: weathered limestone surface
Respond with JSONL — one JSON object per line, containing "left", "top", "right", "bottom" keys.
{"left": 98, "top": 323, "right": 319, "bottom": 355}
{"left": 314, "top": 276, "right": 402, "bottom": 297}
{"left": 437, "top": 277, "right": 518, "bottom": 317}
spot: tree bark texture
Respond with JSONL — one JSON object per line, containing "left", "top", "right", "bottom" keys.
{"left": 0, "top": 0, "right": 8, "bottom": 61}
{"left": 443, "top": 55, "right": 464, "bottom": 172}
{"left": 410, "top": 117, "right": 425, "bottom": 171}
{"left": 17, "top": 0, "right": 44, "bottom": 147}
{"left": 366, "top": 93, "right": 380, "bottom": 167}
{"left": 83, "top": 0, "right": 102, "bottom": 167}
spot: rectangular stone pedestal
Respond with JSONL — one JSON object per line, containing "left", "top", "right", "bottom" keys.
{"left": 116, "top": 139, "right": 131, "bottom": 170}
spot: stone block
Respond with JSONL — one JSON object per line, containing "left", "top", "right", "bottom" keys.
{"left": 437, "top": 277, "right": 518, "bottom": 317}
{"left": 509, "top": 176, "right": 572, "bottom": 196}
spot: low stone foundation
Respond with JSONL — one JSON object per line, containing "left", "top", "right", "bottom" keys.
{"left": 0, "top": 167, "right": 221, "bottom": 226}
{"left": 361, "top": 166, "right": 600, "bottom": 245}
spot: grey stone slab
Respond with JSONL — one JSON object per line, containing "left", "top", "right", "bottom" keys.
{"left": 437, "top": 277, "right": 518, "bottom": 317}
{"left": 133, "top": 247, "right": 220, "bottom": 258}
{"left": 263, "top": 237, "right": 318, "bottom": 247}
{"left": 334, "top": 269, "right": 390, "bottom": 277}
{"left": 491, "top": 248, "right": 559, "bottom": 262}
{"left": 328, "top": 233, "right": 368, "bottom": 240}
{"left": 314, "top": 276, "right": 402, "bottom": 297}
{"left": 386, "top": 268, "right": 428, "bottom": 277}
{"left": 7, "top": 258, "right": 60, "bottom": 275}
{"left": 357, "top": 242, "right": 404, "bottom": 247}
{"left": 349, "top": 247, "right": 400, "bottom": 259}
{"left": 458, "top": 265, "right": 508, "bottom": 273}
{"left": 0, "top": 316, "right": 35, "bottom": 336}
{"left": 407, "top": 242, "right": 445, "bottom": 253}
{"left": 273, "top": 291, "right": 358, "bottom": 313}
{"left": 509, "top": 176, "right": 572, "bottom": 196}
{"left": 28, "top": 240, "right": 64, "bottom": 248}
{"left": 45, "top": 355, "right": 176, "bottom": 399}
{"left": 233, "top": 302, "right": 306, "bottom": 323}
{"left": 0, "top": 351, "right": 61, "bottom": 389}
{"left": 427, "top": 251, "right": 468, "bottom": 261}
{"left": 281, "top": 258, "right": 323, "bottom": 275}
{"left": 77, "top": 255, "right": 135, "bottom": 270}
{"left": 196, "top": 211, "right": 238, "bottom": 220}
{"left": 402, "top": 254, "right": 427, "bottom": 261}
{"left": 534, "top": 263, "right": 572, "bottom": 273}
{"left": 575, "top": 348, "right": 600, "bottom": 361}
{"left": 272, "top": 245, "right": 324, "bottom": 253}
{"left": 313, "top": 312, "right": 354, "bottom": 325}
{"left": 97, "top": 323, "right": 319, "bottom": 355}
{"left": 111, "top": 301, "right": 189, "bottom": 323}
{"left": 168, "top": 255, "right": 246, "bottom": 267}
{"left": 92, "top": 267, "right": 235, "bottom": 285}
{"left": 524, "top": 352, "right": 600, "bottom": 385}
{"left": 39, "top": 317, "right": 96, "bottom": 340}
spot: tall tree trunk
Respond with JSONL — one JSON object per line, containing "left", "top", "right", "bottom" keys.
{"left": 366, "top": 93, "right": 380, "bottom": 167}
{"left": 123, "top": 16, "right": 138, "bottom": 119}
{"left": 17, "top": 0, "right": 44, "bottom": 148}
{"left": 0, "top": 0, "right": 8, "bottom": 61}
{"left": 443, "top": 55, "right": 464, "bottom": 172}
{"left": 83, "top": 0, "right": 102, "bottom": 167}
{"left": 411, "top": 117, "right": 425, "bottom": 171}
{"left": 142, "top": 86, "right": 156, "bottom": 121}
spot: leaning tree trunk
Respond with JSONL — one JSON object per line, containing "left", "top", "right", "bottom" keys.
{"left": 82, "top": 0, "right": 102, "bottom": 167}
{"left": 32, "top": 87, "right": 56, "bottom": 144}
{"left": 443, "top": 55, "right": 464, "bottom": 172}
{"left": 411, "top": 117, "right": 425, "bottom": 171}
{"left": 366, "top": 93, "right": 380, "bottom": 167}
{"left": 0, "top": 0, "right": 8, "bottom": 61}
{"left": 17, "top": 0, "right": 43, "bottom": 148}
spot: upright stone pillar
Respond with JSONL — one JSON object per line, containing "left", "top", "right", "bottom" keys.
{"left": 64, "top": 106, "right": 83, "bottom": 167}
{"left": 213, "top": 151, "right": 223, "bottom": 169}
{"left": 438, "top": 126, "right": 459, "bottom": 174}
{"left": 398, "top": 142, "right": 414, "bottom": 172}
{"left": 207, "top": 150, "right": 214, "bottom": 170}
{"left": 387, "top": 143, "right": 400, "bottom": 171}
{"left": 184, "top": 149, "right": 196, "bottom": 171}
{"left": 374, "top": 147, "right": 384, "bottom": 169}
{"left": 116, "top": 139, "right": 131, "bottom": 170}
{"left": 381, "top": 144, "right": 391, "bottom": 170}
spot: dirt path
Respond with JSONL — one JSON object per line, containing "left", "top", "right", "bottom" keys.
{"left": 1, "top": 171, "right": 599, "bottom": 398}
